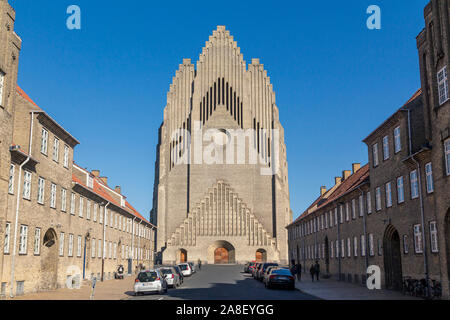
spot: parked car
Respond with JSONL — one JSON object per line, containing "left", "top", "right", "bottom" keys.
{"left": 262, "top": 266, "right": 278, "bottom": 285}
{"left": 134, "top": 269, "right": 168, "bottom": 295}
{"left": 189, "top": 262, "right": 196, "bottom": 273}
{"left": 252, "top": 263, "right": 262, "bottom": 279}
{"left": 178, "top": 263, "right": 193, "bottom": 277}
{"left": 244, "top": 261, "right": 256, "bottom": 273}
{"left": 257, "top": 263, "right": 279, "bottom": 281}
{"left": 248, "top": 262, "right": 257, "bottom": 274}
{"left": 173, "top": 265, "right": 184, "bottom": 284}
{"left": 158, "top": 267, "right": 181, "bottom": 288}
{"left": 265, "top": 268, "right": 295, "bottom": 290}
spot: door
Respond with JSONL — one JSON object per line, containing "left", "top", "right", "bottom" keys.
{"left": 214, "top": 248, "right": 229, "bottom": 264}
{"left": 383, "top": 226, "right": 403, "bottom": 290}
{"left": 180, "top": 250, "right": 187, "bottom": 263}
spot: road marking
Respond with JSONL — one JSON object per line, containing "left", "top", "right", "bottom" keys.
{"left": 158, "top": 297, "right": 164, "bottom": 300}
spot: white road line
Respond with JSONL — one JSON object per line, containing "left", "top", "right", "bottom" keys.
{"left": 158, "top": 297, "right": 164, "bottom": 300}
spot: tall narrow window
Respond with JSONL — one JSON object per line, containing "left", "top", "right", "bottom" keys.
{"left": 41, "top": 128, "right": 48, "bottom": 155}
{"left": 77, "top": 235, "right": 82, "bottom": 257}
{"left": 50, "top": 183, "right": 56, "bottom": 208}
{"left": 37, "top": 177, "right": 45, "bottom": 204}
{"left": 99, "top": 206, "right": 103, "bottom": 224}
{"left": 0, "top": 70, "right": 5, "bottom": 105}
{"left": 361, "top": 235, "right": 366, "bottom": 257}
{"left": 347, "top": 238, "right": 351, "bottom": 258}
{"left": 34, "top": 228, "right": 41, "bottom": 255}
{"left": 4, "top": 222, "right": 11, "bottom": 254}
{"left": 368, "top": 234, "right": 374, "bottom": 256}
{"left": 378, "top": 239, "right": 383, "bottom": 256}
{"left": 53, "top": 138, "right": 60, "bottom": 162}
{"left": 91, "top": 238, "right": 96, "bottom": 258}
{"left": 367, "top": 191, "right": 372, "bottom": 214}
{"left": 79, "top": 197, "right": 84, "bottom": 217}
{"left": 394, "top": 126, "right": 401, "bottom": 153}
{"left": 429, "top": 221, "right": 438, "bottom": 253}
{"left": 8, "top": 164, "right": 15, "bottom": 194}
{"left": 375, "top": 187, "right": 381, "bottom": 211}
{"left": 353, "top": 236, "right": 358, "bottom": 257}
{"left": 61, "top": 188, "right": 67, "bottom": 212}
{"left": 64, "top": 145, "right": 70, "bottom": 168}
{"left": 425, "top": 162, "right": 434, "bottom": 193}
{"left": 68, "top": 234, "right": 74, "bottom": 257}
{"left": 341, "top": 239, "right": 345, "bottom": 259}
{"left": 352, "top": 199, "right": 356, "bottom": 219}
{"left": 70, "top": 193, "right": 76, "bottom": 215}
{"left": 359, "top": 195, "right": 364, "bottom": 217}
{"left": 403, "top": 235, "right": 409, "bottom": 254}
{"left": 93, "top": 204, "right": 98, "bottom": 222}
{"left": 410, "top": 170, "right": 419, "bottom": 199}
{"left": 385, "top": 182, "right": 392, "bottom": 208}
{"left": 383, "top": 136, "right": 390, "bottom": 160}
{"left": 86, "top": 200, "right": 91, "bottom": 220}
{"left": 397, "top": 176, "right": 405, "bottom": 203}
{"left": 345, "top": 203, "right": 350, "bottom": 221}
{"left": 19, "top": 225, "right": 28, "bottom": 255}
{"left": 372, "top": 143, "right": 379, "bottom": 167}
{"left": 413, "top": 224, "right": 423, "bottom": 253}
{"left": 23, "top": 171, "right": 32, "bottom": 200}
{"left": 437, "top": 66, "right": 449, "bottom": 105}
{"left": 445, "top": 139, "right": 450, "bottom": 176}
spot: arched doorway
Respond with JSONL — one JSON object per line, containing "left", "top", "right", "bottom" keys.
{"left": 179, "top": 249, "right": 187, "bottom": 263}
{"left": 256, "top": 249, "right": 267, "bottom": 263}
{"left": 383, "top": 225, "right": 403, "bottom": 290}
{"left": 208, "top": 241, "right": 236, "bottom": 264}
{"left": 215, "top": 248, "right": 229, "bottom": 264}
{"left": 39, "top": 229, "right": 58, "bottom": 290}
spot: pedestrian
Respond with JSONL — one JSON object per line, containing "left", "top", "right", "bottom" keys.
{"left": 310, "top": 264, "right": 315, "bottom": 282}
{"left": 296, "top": 263, "right": 302, "bottom": 281}
{"left": 198, "top": 259, "right": 202, "bottom": 270}
{"left": 314, "top": 261, "right": 320, "bottom": 281}
{"left": 291, "top": 264, "right": 297, "bottom": 278}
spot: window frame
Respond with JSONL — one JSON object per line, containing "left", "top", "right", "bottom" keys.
{"left": 34, "top": 228, "right": 41, "bottom": 255}
{"left": 41, "top": 128, "right": 49, "bottom": 155}
{"left": 413, "top": 224, "right": 423, "bottom": 254}
{"left": 8, "top": 164, "right": 15, "bottom": 194}
{"left": 0, "top": 69, "right": 5, "bottom": 106}
{"left": 61, "top": 188, "right": 67, "bottom": 212}
{"left": 385, "top": 182, "right": 392, "bottom": 208}
{"left": 429, "top": 221, "right": 439, "bottom": 253}
{"left": 397, "top": 176, "right": 405, "bottom": 204}
{"left": 63, "top": 145, "right": 70, "bottom": 168}
{"left": 445, "top": 139, "right": 450, "bottom": 176}
{"left": 382, "top": 135, "right": 390, "bottom": 160}
{"left": 23, "top": 171, "right": 32, "bottom": 200}
{"left": 410, "top": 170, "right": 419, "bottom": 199}
{"left": 372, "top": 143, "right": 379, "bottom": 167}
{"left": 53, "top": 137, "right": 60, "bottom": 163}
{"left": 4, "top": 222, "right": 11, "bottom": 254}
{"left": 19, "top": 225, "right": 28, "bottom": 255}
{"left": 375, "top": 187, "right": 381, "bottom": 211}
{"left": 437, "top": 65, "right": 449, "bottom": 105}
{"left": 394, "top": 126, "right": 401, "bottom": 153}
{"left": 403, "top": 235, "right": 409, "bottom": 254}
{"left": 37, "top": 177, "right": 45, "bottom": 205}
{"left": 50, "top": 183, "right": 57, "bottom": 209}
{"left": 425, "top": 162, "right": 434, "bottom": 194}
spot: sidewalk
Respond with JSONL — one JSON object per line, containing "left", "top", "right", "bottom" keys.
{"left": 11, "top": 276, "right": 135, "bottom": 300}
{"left": 295, "top": 277, "right": 420, "bottom": 300}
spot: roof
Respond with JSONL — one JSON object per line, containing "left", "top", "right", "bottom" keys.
{"left": 16, "top": 86, "right": 41, "bottom": 110}
{"left": 72, "top": 165, "right": 153, "bottom": 226}
{"left": 288, "top": 164, "right": 369, "bottom": 227}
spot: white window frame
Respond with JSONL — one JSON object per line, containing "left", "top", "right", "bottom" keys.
{"left": 19, "top": 225, "right": 28, "bottom": 255}
{"left": 8, "top": 164, "right": 15, "bottom": 194}
{"left": 4, "top": 222, "right": 11, "bottom": 254}
{"left": 77, "top": 235, "right": 82, "bottom": 257}
{"left": 50, "top": 183, "right": 57, "bottom": 209}
{"left": 70, "top": 193, "right": 76, "bottom": 215}
{"left": 394, "top": 126, "right": 401, "bottom": 153}
{"left": 383, "top": 135, "right": 390, "bottom": 160}
{"left": 41, "top": 128, "right": 48, "bottom": 155}
{"left": 63, "top": 145, "right": 70, "bottom": 168}
{"left": 34, "top": 228, "right": 41, "bottom": 255}
{"left": 68, "top": 234, "right": 74, "bottom": 257}
{"left": 88, "top": 176, "right": 93, "bottom": 188}
{"left": 361, "top": 235, "right": 366, "bottom": 257}
{"left": 403, "top": 235, "right": 409, "bottom": 254}
{"left": 397, "top": 176, "right": 405, "bottom": 204}
{"left": 23, "top": 171, "right": 32, "bottom": 200}
{"left": 352, "top": 199, "right": 356, "bottom": 219}
{"left": 99, "top": 206, "right": 104, "bottom": 224}
{"left": 86, "top": 200, "right": 91, "bottom": 220}
{"left": 437, "top": 65, "right": 449, "bottom": 105}
{"left": 410, "top": 170, "right": 419, "bottom": 199}
{"left": 37, "top": 177, "right": 45, "bottom": 204}
{"left": 367, "top": 191, "right": 372, "bottom": 214}
{"left": 61, "top": 188, "right": 67, "bottom": 212}
{"left": 375, "top": 187, "right": 381, "bottom": 211}
{"left": 347, "top": 238, "right": 351, "bottom": 258}
{"left": 429, "top": 221, "right": 438, "bottom": 253}
{"left": 368, "top": 234, "right": 374, "bottom": 256}
{"left": 53, "top": 137, "right": 60, "bottom": 162}
{"left": 445, "top": 139, "right": 450, "bottom": 176}
{"left": 79, "top": 197, "right": 84, "bottom": 218}
{"left": 59, "top": 232, "right": 65, "bottom": 256}
{"left": 385, "top": 182, "right": 392, "bottom": 208}
{"left": 93, "top": 204, "right": 98, "bottom": 222}
{"left": 353, "top": 236, "right": 358, "bottom": 257}
{"left": 372, "top": 143, "right": 379, "bottom": 167}
{"left": 359, "top": 195, "right": 364, "bottom": 217}
{"left": 91, "top": 238, "right": 96, "bottom": 258}
{"left": 413, "top": 224, "right": 423, "bottom": 254}
{"left": 341, "top": 239, "right": 345, "bottom": 259}
{"left": 425, "top": 162, "right": 434, "bottom": 193}
{"left": 0, "top": 70, "right": 5, "bottom": 105}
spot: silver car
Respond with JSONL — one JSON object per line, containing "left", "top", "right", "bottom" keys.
{"left": 134, "top": 269, "right": 168, "bottom": 295}
{"left": 178, "top": 263, "right": 193, "bottom": 277}
{"left": 158, "top": 267, "right": 181, "bottom": 288}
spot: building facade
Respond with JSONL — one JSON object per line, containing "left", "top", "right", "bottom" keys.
{"left": 0, "top": 0, "right": 156, "bottom": 298}
{"left": 152, "top": 26, "right": 292, "bottom": 265}
{"left": 288, "top": 0, "right": 449, "bottom": 299}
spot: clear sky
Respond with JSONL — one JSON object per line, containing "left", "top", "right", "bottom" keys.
{"left": 11, "top": 0, "right": 429, "bottom": 221}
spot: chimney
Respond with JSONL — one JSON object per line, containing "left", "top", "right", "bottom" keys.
{"left": 352, "top": 163, "right": 361, "bottom": 173}
{"left": 335, "top": 177, "right": 342, "bottom": 185}
{"left": 100, "top": 177, "right": 108, "bottom": 185}
{"left": 320, "top": 186, "right": 327, "bottom": 196}
{"left": 115, "top": 186, "right": 121, "bottom": 194}
{"left": 342, "top": 170, "right": 351, "bottom": 180}
{"left": 92, "top": 170, "right": 100, "bottom": 177}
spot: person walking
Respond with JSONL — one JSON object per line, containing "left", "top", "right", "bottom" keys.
{"left": 310, "top": 264, "right": 315, "bottom": 282}
{"left": 296, "top": 263, "right": 302, "bottom": 281}
{"left": 314, "top": 261, "right": 320, "bottom": 281}
{"left": 290, "top": 264, "right": 297, "bottom": 279}
{"left": 198, "top": 259, "right": 202, "bottom": 271}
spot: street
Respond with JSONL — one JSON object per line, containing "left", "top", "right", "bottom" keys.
{"left": 127, "top": 264, "right": 318, "bottom": 300}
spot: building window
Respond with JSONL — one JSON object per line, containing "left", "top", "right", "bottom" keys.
{"left": 113, "top": 243, "right": 117, "bottom": 259}
{"left": 403, "top": 235, "right": 409, "bottom": 254}
{"left": 429, "top": 221, "right": 439, "bottom": 253}
{"left": 385, "top": 182, "right": 392, "bottom": 208}
{"left": 37, "top": 177, "right": 45, "bottom": 204}
{"left": 19, "top": 225, "right": 28, "bottom": 255}
{"left": 425, "top": 162, "right": 434, "bottom": 193}
{"left": 330, "top": 241, "right": 334, "bottom": 258}
{"left": 41, "top": 128, "right": 48, "bottom": 155}
{"left": 70, "top": 193, "right": 76, "bottom": 215}
{"left": 79, "top": 197, "right": 84, "bottom": 218}
{"left": 91, "top": 238, "right": 95, "bottom": 258}
{"left": 413, "top": 224, "right": 423, "bottom": 254}
{"left": 23, "top": 171, "right": 32, "bottom": 200}
{"left": 99, "top": 206, "right": 103, "bottom": 224}
{"left": 63, "top": 145, "right": 70, "bottom": 168}
{"left": 86, "top": 200, "right": 91, "bottom": 220}
{"left": 4, "top": 222, "right": 11, "bottom": 254}
{"left": 361, "top": 235, "right": 366, "bottom": 256}
{"left": 359, "top": 195, "right": 364, "bottom": 217}
{"left": 378, "top": 239, "right": 382, "bottom": 256}
{"left": 53, "top": 138, "right": 60, "bottom": 162}
{"left": 34, "top": 228, "right": 41, "bottom": 255}
{"left": 394, "top": 126, "right": 401, "bottom": 153}
{"left": 397, "top": 176, "right": 405, "bottom": 203}
{"left": 368, "top": 234, "right": 374, "bottom": 256}
{"left": 375, "top": 187, "right": 381, "bottom": 211}
{"left": 445, "top": 139, "right": 450, "bottom": 176}
{"left": 77, "top": 236, "right": 82, "bottom": 257}
{"left": 353, "top": 236, "right": 358, "bottom": 257}
{"left": 109, "top": 241, "right": 112, "bottom": 259}
{"left": 372, "top": 143, "right": 379, "bottom": 167}
{"left": 341, "top": 239, "right": 345, "bottom": 259}
{"left": 59, "top": 232, "right": 65, "bottom": 256}
{"left": 61, "top": 188, "right": 67, "bottom": 212}
{"left": 68, "top": 234, "right": 74, "bottom": 257}
{"left": 351, "top": 199, "right": 356, "bottom": 219}
{"left": 367, "top": 191, "right": 372, "bottom": 214}
{"left": 88, "top": 176, "right": 93, "bottom": 188}
{"left": 410, "top": 170, "right": 419, "bottom": 199}
{"left": 93, "top": 204, "right": 98, "bottom": 222}
{"left": 8, "top": 164, "right": 15, "bottom": 194}
{"left": 347, "top": 238, "right": 351, "bottom": 258}
{"left": 437, "top": 66, "right": 449, "bottom": 105}
{"left": 98, "top": 239, "right": 102, "bottom": 258}
{"left": 383, "top": 135, "right": 390, "bottom": 160}
{"left": 50, "top": 183, "right": 57, "bottom": 208}
{"left": 345, "top": 203, "right": 350, "bottom": 222}
{"left": 0, "top": 70, "right": 5, "bottom": 105}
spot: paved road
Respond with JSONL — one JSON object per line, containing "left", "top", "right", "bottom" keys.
{"left": 127, "top": 264, "right": 318, "bottom": 300}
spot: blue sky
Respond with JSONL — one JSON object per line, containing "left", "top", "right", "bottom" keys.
{"left": 11, "top": 0, "right": 429, "bottom": 220}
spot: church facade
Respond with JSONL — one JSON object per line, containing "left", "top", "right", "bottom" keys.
{"left": 151, "top": 26, "right": 292, "bottom": 265}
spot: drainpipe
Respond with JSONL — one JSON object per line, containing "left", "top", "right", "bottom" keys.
{"left": 101, "top": 202, "right": 110, "bottom": 282}
{"left": 10, "top": 111, "right": 35, "bottom": 298}
{"left": 401, "top": 108, "right": 430, "bottom": 298}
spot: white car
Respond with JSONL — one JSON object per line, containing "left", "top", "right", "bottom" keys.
{"left": 158, "top": 267, "right": 181, "bottom": 288}
{"left": 178, "top": 263, "right": 193, "bottom": 277}
{"left": 134, "top": 270, "right": 168, "bottom": 295}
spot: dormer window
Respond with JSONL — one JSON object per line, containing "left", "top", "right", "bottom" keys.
{"left": 437, "top": 66, "right": 448, "bottom": 105}
{"left": 87, "top": 176, "right": 93, "bottom": 188}
{"left": 121, "top": 197, "right": 125, "bottom": 207}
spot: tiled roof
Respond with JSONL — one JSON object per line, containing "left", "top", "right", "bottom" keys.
{"left": 16, "top": 86, "right": 41, "bottom": 109}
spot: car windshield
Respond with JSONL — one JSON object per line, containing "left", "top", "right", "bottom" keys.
{"left": 160, "top": 268, "right": 173, "bottom": 275}
{"left": 179, "top": 264, "right": 189, "bottom": 270}
{"left": 271, "top": 269, "right": 292, "bottom": 276}
{"left": 138, "top": 271, "right": 158, "bottom": 282}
